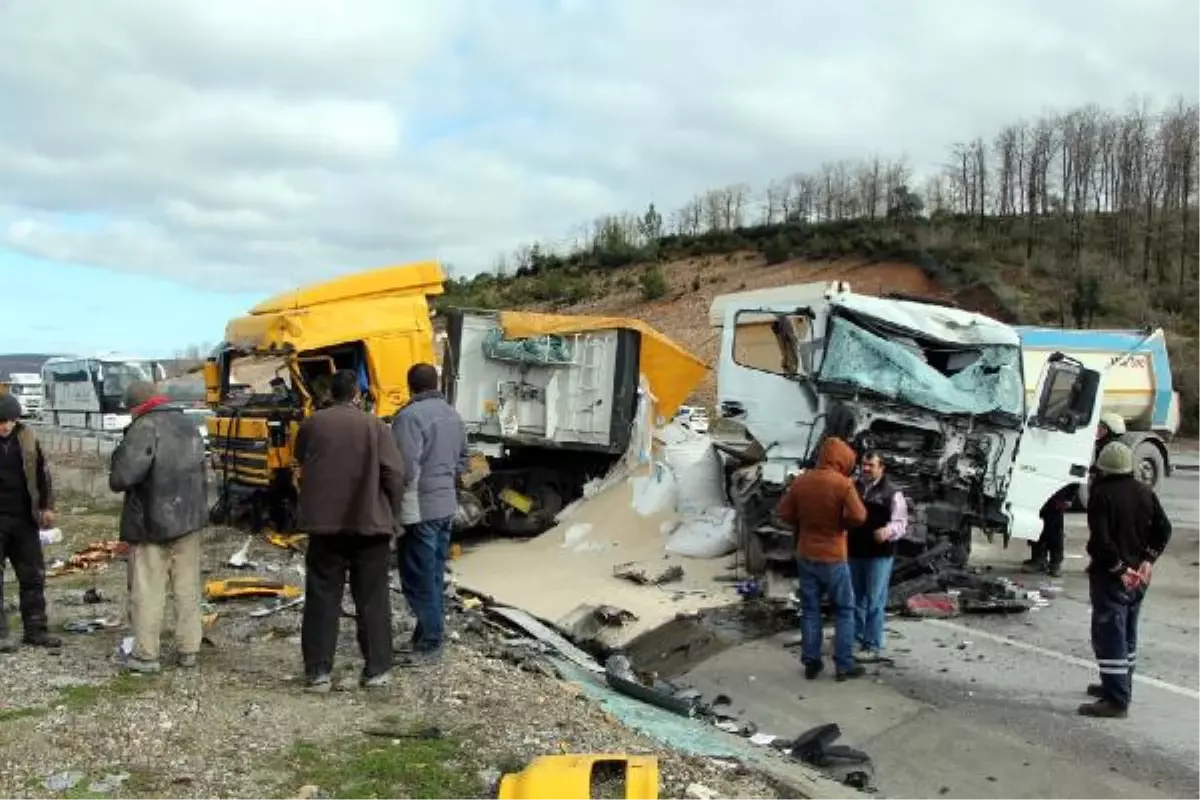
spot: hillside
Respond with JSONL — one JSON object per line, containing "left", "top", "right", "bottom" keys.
{"left": 0, "top": 354, "right": 57, "bottom": 379}
{"left": 440, "top": 216, "right": 1199, "bottom": 434}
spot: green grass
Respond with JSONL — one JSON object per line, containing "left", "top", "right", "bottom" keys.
{"left": 57, "top": 673, "right": 158, "bottom": 710}
{"left": 0, "top": 706, "right": 47, "bottom": 723}
{"left": 285, "top": 732, "right": 484, "bottom": 799}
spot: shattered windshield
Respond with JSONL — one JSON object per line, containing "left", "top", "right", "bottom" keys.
{"left": 818, "top": 315, "right": 1024, "bottom": 421}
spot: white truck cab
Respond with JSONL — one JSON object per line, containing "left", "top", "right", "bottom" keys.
{"left": 710, "top": 281, "right": 1105, "bottom": 571}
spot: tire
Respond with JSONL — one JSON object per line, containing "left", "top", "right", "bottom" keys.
{"left": 1132, "top": 442, "right": 1165, "bottom": 492}
{"left": 739, "top": 511, "right": 767, "bottom": 575}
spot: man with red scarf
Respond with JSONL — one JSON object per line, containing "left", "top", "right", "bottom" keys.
{"left": 109, "top": 381, "right": 208, "bottom": 673}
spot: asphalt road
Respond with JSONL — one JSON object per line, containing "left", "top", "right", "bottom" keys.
{"left": 680, "top": 470, "right": 1200, "bottom": 798}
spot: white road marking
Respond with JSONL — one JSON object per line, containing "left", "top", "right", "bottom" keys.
{"left": 925, "top": 618, "right": 1200, "bottom": 700}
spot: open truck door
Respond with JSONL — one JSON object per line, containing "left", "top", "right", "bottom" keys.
{"left": 1004, "top": 353, "right": 1104, "bottom": 540}
{"left": 716, "top": 305, "right": 820, "bottom": 464}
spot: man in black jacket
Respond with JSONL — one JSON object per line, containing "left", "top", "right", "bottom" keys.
{"left": 0, "top": 395, "right": 60, "bottom": 650}
{"left": 109, "top": 382, "right": 209, "bottom": 674}
{"left": 847, "top": 451, "right": 908, "bottom": 663}
{"left": 1079, "top": 441, "right": 1172, "bottom": 718}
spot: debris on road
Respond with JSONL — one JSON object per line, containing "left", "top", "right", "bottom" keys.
{"left": 903, "top": 593, "right": 960, "bottom": 618}
{"left": 48, "top": 541, "right": 129, "bottom": 577}
{"left": 204, "top": 577, "right": 303, "bottom": 602}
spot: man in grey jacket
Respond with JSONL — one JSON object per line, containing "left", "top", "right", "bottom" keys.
{"left": 391, "top": 363, "right": 468, "bottom": 667}
{"left": 109, "top": 382, "right": 209, "bottom": 673}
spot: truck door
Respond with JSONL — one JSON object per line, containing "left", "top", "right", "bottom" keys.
{"left": 717, "top": 305, "right": 819, "bottom": 463}
{"left": 1005, "top": 354, "right": 1105, "bottom": 540}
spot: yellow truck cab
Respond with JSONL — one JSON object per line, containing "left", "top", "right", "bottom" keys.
{"left": 205, "top": 261, "right": 444, "bottom": 532}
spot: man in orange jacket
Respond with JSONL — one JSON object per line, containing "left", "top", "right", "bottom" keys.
{"left": 776, "top": 436, "right": 868, "bottom": 681}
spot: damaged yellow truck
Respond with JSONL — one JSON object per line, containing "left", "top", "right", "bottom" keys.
{"left": 205, "top": 260, "right": 708, "bottom": 537}
{"left": 204, "top": 261, "right": 444, "bottom": 532}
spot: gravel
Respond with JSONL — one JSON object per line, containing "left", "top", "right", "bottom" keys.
{"left": 0, "top": 488, "right": 787, "bottom": 799}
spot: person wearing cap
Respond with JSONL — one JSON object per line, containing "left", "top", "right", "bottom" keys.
{"left": 1079, "top": 441, "right": 1172, "bottom": 718}
{"left": 108, "top": 381, "right": 209, "bottom": 674}
{"left": 0, "top": 394, "right": 61, "bottom": 651}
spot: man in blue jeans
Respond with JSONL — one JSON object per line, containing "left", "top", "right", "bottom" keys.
{"left": 776, "top": 437, "right": 868, "bottom": 682}
{"left": 392, "top": 363, "right": 469, "bottom": 668}
{"left": 847, "top": 451, "right": 907, "bottom": 663}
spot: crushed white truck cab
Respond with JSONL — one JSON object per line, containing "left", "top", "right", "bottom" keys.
{"left": 710, "top": 282, "right": 1107, "bottom": 572}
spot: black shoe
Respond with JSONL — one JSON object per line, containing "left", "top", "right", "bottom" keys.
{"left": 836, "top": 665, "right": 867, "bottom": 682}
{"left": 1048, "top": 564, "right": 1063, "bottom": 578}
{"left": 1086, "top": 683, "right": 1104, "bottom": 699}
{"left": 1078, "top": 699, "right": 1128, "bottom": 718}
{"left": 23, "top": 632, "right": 62, "bottom": 648}
{"left": 803, "top": 661, "right": 824, "bottom": 680}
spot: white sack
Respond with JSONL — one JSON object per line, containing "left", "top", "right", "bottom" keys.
{"left": 665, "top": 506, "right": 738, "bottom": 559}
{"left": 631, "top": 462, "right": 678, "bottom": 517}
{"left": 662, "top": 427, "right": 725, "bottom": 514}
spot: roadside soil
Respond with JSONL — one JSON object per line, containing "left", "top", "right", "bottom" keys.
{"left": 0, "top": 483, "right": 786, "bottom": 800}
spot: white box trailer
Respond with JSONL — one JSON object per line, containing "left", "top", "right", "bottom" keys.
{"left": 1017, "top": 326, "right": 1177, "bottom": 494}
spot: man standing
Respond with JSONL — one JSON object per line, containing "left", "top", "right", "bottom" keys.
{"left": 109, "top": 382, "right": 208, "bottom": 673}
{"left": 1079, "top": 441, "right": 1172, "bottom": 718}
{"left": 847, "top": 451, "right": 907, "bottom": 663}
{"left": 1024, "top": 486, "right": 1075, "bottom": 577}
{"left": 0, "top": 395, "right": 60, "bottom": 651}
{"left": 392, "top": 362, "right": 468, "bottom": 668}
{"left": 776, "top": 436, "right": 868, "bottom": 682}
{"left": 295, "top": 370, "right": 405, "bottom": 692}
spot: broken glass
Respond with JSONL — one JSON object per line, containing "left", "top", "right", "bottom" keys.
{"left": 819, "top": 316, "right": 1024, "bottom": 418}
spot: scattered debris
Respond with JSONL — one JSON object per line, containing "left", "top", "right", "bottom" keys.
{"left": 83, "top": 588, "right": 104, "bottom": 604}
{"left": 612, "top": 561, "right": 686, "bottom": 586}
{"left": 42, "top": 772, "right": 85, "bottom": 792}
{"left": 773, "top": 723, "right": 874, "bottom": 790}
{"left": 204, "top": 577, "right": 303, "bottom": 602}
{"left": 249, "top": 595, "right": 306, "bottom": 618}
{"left": 87, "top": 773, "right": 131, "bottom": 795}
{"left": 227, "top": 537, "right": 258, "bottom": 569}
{"left": 63, "top": 616, "right": 122, "bottom": 634}
{"left": 903, "top": 593, "right": 960, "bottom": 618}
{"left": 685, "top": 782, "right": 719, "bottom": 799}
{"left": 604, "top": 654, "right": 698, "bottom": 717}
{"left": 267, "top": 533, "right": 307, "bottom": 551}
{"left": 293, "top": 784, "right": 321, "bottom": 800}
{"left": 39, "top": 527, "right": 63, "bottom": 546}
{"left": 593, "top": 605, "right": 639, "bottom": 627}
{"left": 48, "top": 541, "right": 129, "bottom": 578}
{"left": 487, "top": 605, "right": 604, "bottom": 675}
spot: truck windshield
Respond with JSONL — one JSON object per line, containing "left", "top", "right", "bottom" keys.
{"left": 99, "top": 361, "right": 157, "bottom": 398}
{"left": 818, "top": 314, "right": 1025, "bottom": 422}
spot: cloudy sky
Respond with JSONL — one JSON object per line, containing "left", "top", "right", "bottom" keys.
{"left": 1, "top": 0, "right": 1196, "bottom": 356}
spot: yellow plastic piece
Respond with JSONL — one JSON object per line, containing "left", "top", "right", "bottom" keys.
{"left": 497, "top": 754, "right": 659, "bottom": 800}
{"left": 498, "top": 311, "right": 707, "bottom": 419}
{"left": 499, "top": 486, "right": 534, "bottom": 515}
{"left": 204, "top": 577, "right": 303, "bottom": 601}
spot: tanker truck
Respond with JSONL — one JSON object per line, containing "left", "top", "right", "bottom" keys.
{"left": 1017, "top": 326, "right": 1178, "bottom": 501}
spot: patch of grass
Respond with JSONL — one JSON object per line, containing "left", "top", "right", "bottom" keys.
{"left": 58, "top": 673, "right": 158, "bottom": 710}
{"left": 285, "top": 732, "right": 483, "bottom": 800}
{"left": 0, "top": 706, "right": 47, "bottom": 723}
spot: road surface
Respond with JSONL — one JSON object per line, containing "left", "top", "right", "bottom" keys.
{"left": 679, "top": 470, "right": 1200, "bottom": 798}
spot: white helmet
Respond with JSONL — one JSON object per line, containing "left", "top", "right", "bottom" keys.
{"left": 1099, "top": 411, "right": 1126, "bottom": 437}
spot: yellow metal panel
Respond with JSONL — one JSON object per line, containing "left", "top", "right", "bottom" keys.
{"left": 498, "top": 311, "right": 708, "bottom": 420}
{"left": 250, "top": 261, "right": 445, "bottom": 314}
{"left": 497, "top": 755, "right": 658, "bottom": 800}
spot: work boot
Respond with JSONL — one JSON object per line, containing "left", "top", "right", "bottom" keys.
{"left": 177, "top": 653, "right": 198, "bottom": 669}
{"left": 1048, "top": 564, "right": 1063, "bottom": 578}
{"left": 304, "top": 674, "right": 332, "bottom": 694}
{"left": 0, "top": 636, "right": 16, "bottom": 654}
{"left": 1077, "top": 699, "right": 1128, "bottom": 718}
{"left": 836, "top": 665, "right": 867, "bottom": 682}
{"left": 803, "top": 661, "right": 824, "bottom": 680}
{"left": 23, "top": 631, "right": 62, "bottom": 648}
{"left": 1085, "top": 683, "right": 1105, "bottom": 699}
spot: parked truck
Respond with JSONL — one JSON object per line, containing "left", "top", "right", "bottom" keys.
{"left": 709, "top": 282, "right": 1111, "bottom": 573}
{"left": 442, "top": 308, "right": 706, "bottom": 535}
{"left": 0, "top": 372, "right": 45, "bottom": 418}
{"left": 1017, "top": 326, "right": 1177, "bottom": 502}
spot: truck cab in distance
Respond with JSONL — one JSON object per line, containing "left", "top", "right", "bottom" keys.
{"left": 712, "top": 282, "right": 1106, "bottom": 573}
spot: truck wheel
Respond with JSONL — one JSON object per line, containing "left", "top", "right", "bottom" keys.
{"left": 1133, "top": 442, "right": 1165, "bottom": 492}
{"left": 738, "top": 511, "right": 767, "bottom": 575}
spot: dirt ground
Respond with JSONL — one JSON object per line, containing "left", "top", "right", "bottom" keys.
{"left": 0, "top": 487, "right": 786, "bottom": 800}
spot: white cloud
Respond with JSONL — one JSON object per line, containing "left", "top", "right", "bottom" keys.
{"left": 0, "top": 0, "right": 1195, "bottom": 291}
